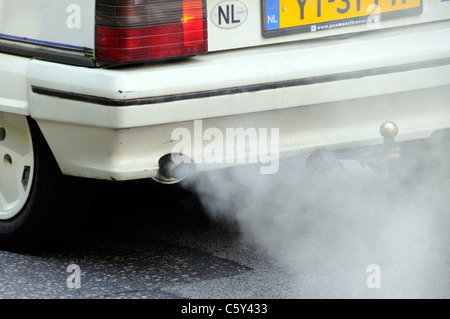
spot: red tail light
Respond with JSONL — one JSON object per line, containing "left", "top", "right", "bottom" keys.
{"left": 95, "top": 0, "right": 208, "bottom": 64}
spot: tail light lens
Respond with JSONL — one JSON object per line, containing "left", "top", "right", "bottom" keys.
{"left": 95, "top": 0, "right": 208, "bottom": 64}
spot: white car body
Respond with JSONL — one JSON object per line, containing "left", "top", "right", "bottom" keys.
{"left": 1, "top": 0, "right": 450, "bottom": 181}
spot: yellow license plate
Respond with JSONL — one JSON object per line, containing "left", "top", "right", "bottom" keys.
{"left": 263, "top": 0, "right": 423, "bottom": 37}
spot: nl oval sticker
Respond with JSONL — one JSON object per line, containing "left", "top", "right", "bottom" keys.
{"left": 211, "top": 1, "right": 248, "bottom": 29}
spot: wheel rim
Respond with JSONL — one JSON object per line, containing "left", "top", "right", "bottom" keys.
{"left": 0, "top": 113, "right": 34, "bottom": 220}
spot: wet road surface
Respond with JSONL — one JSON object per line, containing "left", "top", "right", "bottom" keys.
{"left": 1, "top": 159, "right": 449, "bottom": 299}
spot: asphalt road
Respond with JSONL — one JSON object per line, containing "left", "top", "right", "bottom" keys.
{"left": 0, "top": 156, "right": 449, "bottom": 300}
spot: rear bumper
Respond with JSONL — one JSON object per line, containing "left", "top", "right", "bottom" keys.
{"left": 24, "top": 20, "right": 450, "bottom": 180}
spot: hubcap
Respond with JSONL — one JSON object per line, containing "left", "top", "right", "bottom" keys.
{"left": 0, "top": 113, "right": 34, "bottom": 220}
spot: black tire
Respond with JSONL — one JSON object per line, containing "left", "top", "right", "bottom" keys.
{"left": 0, "top": 117, "right": 93, "bottom": 252}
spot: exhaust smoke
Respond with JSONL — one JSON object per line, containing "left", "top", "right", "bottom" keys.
{"left": 180, "top": 130, "right": 450, "bottom": 298}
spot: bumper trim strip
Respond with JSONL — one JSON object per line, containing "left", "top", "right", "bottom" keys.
{"left": 31, "top": 57, "right": 450, "bottom": 107}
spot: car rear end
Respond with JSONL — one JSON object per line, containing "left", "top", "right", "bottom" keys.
{"left": 0, "top": 0, "right": 449, "bottom": 249}
{"left": 25, "top": 0, "right": 450, "bottom": 180}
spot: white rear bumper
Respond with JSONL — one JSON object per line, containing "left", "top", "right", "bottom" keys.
{"left": 18, "top": 20, "right": 450, "bottom": 180}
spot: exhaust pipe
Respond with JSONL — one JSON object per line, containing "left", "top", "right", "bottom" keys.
{"left": 152, "top": 153, "right": 195, "bottom": 184}
{"left": 306, "top": 149, "right": 340, "bottom": 176}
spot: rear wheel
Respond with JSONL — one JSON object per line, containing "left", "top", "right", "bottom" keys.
{"left": 0, "top": 113, "right": 92, "bottom": 251}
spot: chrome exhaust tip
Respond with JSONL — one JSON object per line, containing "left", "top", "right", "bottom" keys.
{"left": 152, "top": 153, "right": 195, "bottom": 184}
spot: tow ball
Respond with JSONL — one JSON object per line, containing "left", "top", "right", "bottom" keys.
{"left": 306, "top": 121, "right": 401, "bottom": 177}
{"left": 370, "top": 121, "right": 401, "bottom": 176}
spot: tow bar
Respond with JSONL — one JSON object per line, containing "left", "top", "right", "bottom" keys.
{"left": 306, "top": 121, "right": 401, "bottom": 177}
